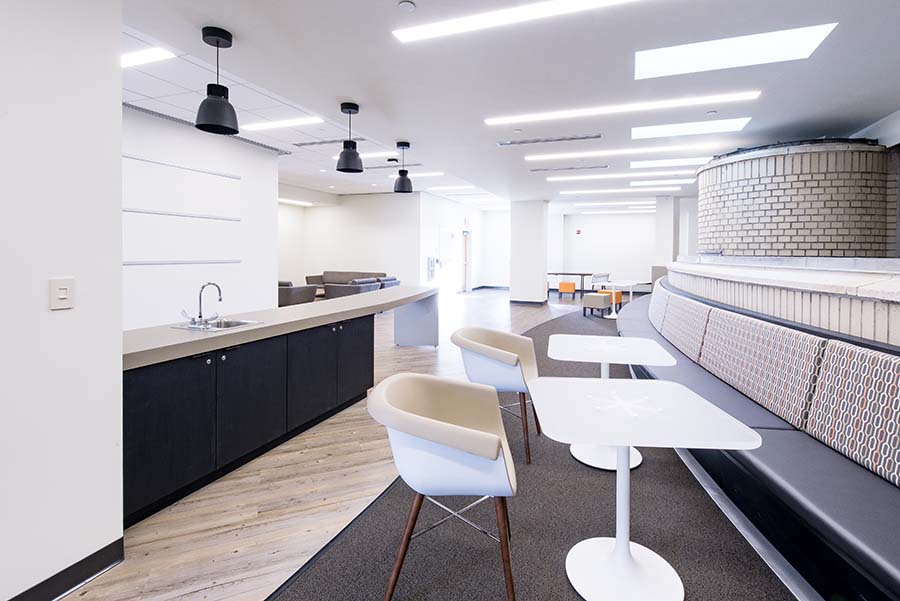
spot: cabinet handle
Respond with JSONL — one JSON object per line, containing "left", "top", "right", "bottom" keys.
{"left": 221, "top": 354, "right": 227, "bottom": 362}
{"left": 206, "top": 358, "right": 212, "bottom": 365}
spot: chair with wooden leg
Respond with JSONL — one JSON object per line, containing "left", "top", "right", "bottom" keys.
{"left": 367, "top": 373, "right": 518, "bottom": 601}
{"left": 450, "top": 327, "right": 542, "bottom": 464}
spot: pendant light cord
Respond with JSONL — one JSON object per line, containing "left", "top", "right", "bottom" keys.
{"left": 348, "top": 111, "right": 352, "bottom": 139}
{"left": 216, "top": 45, "right": 220, "bottom": 85}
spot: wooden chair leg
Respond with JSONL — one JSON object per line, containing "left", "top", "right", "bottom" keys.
{"left": 494, "top": 497, "right": 516, "bottom": 601}
{"left": 532, "top": 402, "right": 542, "bottom": 436}
{"left": 518, "top": 392, "right": 531, "bottom": 464}
{"left": 384, "top": 493, "right": 424, "bottom": 601}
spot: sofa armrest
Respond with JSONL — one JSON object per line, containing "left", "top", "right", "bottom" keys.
{"left": 306, "top": 275, "right": 324, "bottom": 285}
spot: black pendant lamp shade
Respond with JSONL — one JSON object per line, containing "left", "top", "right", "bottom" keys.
{"left": 195, "top": 27, "right": 239, "bottom": 136}
{"left": 336, "top": 103, "right": 363, "bottom": 173}
{"left": 394, "top": 141, "right": 413, "bottom": 193}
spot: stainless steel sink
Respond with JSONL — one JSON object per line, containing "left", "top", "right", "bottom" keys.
{"left": 172, "top": 319, "right": 260, "bottom": 331}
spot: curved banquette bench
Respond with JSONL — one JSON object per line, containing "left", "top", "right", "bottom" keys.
{"left": 617, "top": 279, "right": 900, "bottom": 601}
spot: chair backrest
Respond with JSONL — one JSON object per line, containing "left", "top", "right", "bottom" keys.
{"left": 700, "top": 307, "right": 826, "bottom": 429}
{"left": 450, "top": 327, "right": 538, "bottom": 392}
{"left": 659, "top": 294, "right": 711, "bottom": 362}
{"left": 806, "top": 341, "right": 900, "bottom": 486}
{"left": 591, "top": 273, "right": 610, "bottom": 284}
{"left": 367, "top": 373, "right": 516, "bottom": 497}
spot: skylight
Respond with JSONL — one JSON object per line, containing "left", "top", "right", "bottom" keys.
{"left": 560, "top": 186, "right": 681, "bottom": 195}
{"left": 392, "top": 0, "right": 640, "bottom": 43}
{"left": 243, "top": 116, "right": 325, "bottom": 131}
{"left": 631, "top": 117, "right": 751, "bottom": 140}
{"left": 630, "top": 157, "right": 712, "bottom": 169}
{"left": 525, "top": 142, "right": 722, "bottom": 162}
{"left": 574, "top": 200, "right": 656, "bottom": 207}
{"left": 634, "top": 23, "right": 837, "bottom": 79}
{"left": 121, "top": 47, "right": 176, "bottom": 68}
{"left": 630, "top": 179, "right": 696, "bottom": 186}
{"left": 484, "top": 91, "right": 760, "bottom": 126}
{"left": 547, "top": 169, "right": 695, "bottom": 182}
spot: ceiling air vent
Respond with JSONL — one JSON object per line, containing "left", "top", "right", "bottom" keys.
{"left": 293, "top": 137, "right": 365, "bottom": 148}
{"left": 366, "top": 162, "right": 424, "bottom": 170}
{"left": 497, "top": 132, "right": 603, "bottom": 147}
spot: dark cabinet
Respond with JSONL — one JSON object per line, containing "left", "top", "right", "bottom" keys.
{"left": 287, "top": 324, "right": 338, "bottom": 431}
{"left": 338, "top": 315, "right": 375, "bottom": 404}
{"left": 123, "top": 353, "right": 216, "bottom": 519}
{"left": 216, "top": 336, "right": 287, "bottom": 467}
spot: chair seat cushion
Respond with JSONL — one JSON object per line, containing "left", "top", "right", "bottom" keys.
{"left": 583, "top": 293, "right": 611, "bottom": 309}
{"left": 731, "top": 429, "right": 900, "bottom": 594}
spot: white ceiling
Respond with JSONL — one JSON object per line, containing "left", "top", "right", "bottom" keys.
{"left": 122, "top": 0, "right": 900, "bottom": 212}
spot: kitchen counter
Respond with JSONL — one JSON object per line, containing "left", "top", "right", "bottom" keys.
{"left": 123, "top": 285, "right": 438, "bottom": 370}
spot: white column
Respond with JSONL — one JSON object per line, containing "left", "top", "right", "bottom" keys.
{"left": 654, "top": 195, "right": 681, "bottom": 269}
{"left": 678, "top": 198, "right": 698, "bottom": 258}
{"left": 510, "top": 200, "right": 549, "bottom": 302}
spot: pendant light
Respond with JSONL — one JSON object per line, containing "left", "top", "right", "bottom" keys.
{"left": 336, "top": 102, "right": 363, "bottom": 173}
{"left": 394, "top": 141, "right": 413, "bottom": 193}
{"left": 195, "top": 26, "right": 239, "bottom": 136}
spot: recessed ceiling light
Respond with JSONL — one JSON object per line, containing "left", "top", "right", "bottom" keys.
{"left": 243, "top": 116, "right": 325, "bottom": 131}
{"left": 631, "top": 157, "right": 712, "bottom": 168}
{"left": 328, "top": 185, "right": 336, "bottom": 189}
{"left": 581, "top": 209, "right": 656, "bottom": 215}
{"left": 388, "top": 171, "right": 444, "bottom": 179}
{"left": 525, "top": 141, "right": 722, "bottom": 162}
{"left": 484, "top": 91, "right": 760, "bottom": 126}
{"left": 331, "top": 150, "right": 398, "bottom": 160}
{"left": 428, "top": 185, "right": 477, "bottom": 191}
{"left": 319, "top": 169, "right": 327, "bottom": 172}
{"left": 120, "top": 47, "right": 176, "bottom": 68}
{"left": 372, "top": 183, "right": 379, "bottom": 187}
{"left": 278, "top": 198, "right": 313, "bottom": 207}
{"left": 573, "top": 200, "right": 656, "bottom": 207}
{"left": 392, "top": 0, "right": 640, "bottom": 43}
{"left": 635, "top": 23, "right": 837, "bottom": 79}
{"left": 631, "top": 117, "right": 751, "bottom": 140}
{"left": 560, "top": 186, "right": 680, "bottom": 195}
{"left": 548, "top": 169, "right": 695, "bottom": 182}
{"left": 630, "top": 178, "right": 696, "bottom": 186}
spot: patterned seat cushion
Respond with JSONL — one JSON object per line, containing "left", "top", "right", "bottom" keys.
{"left": 700, "top": 309, "right": 826, "bottom": 429}
{"left": 648, "top": 282, "right": 670, "bottom": 332}
{"left": 806, "top": 341, "right": 900, "bottom": 486}
{"left": 659, "top": 294, "right": 711, "bottom": 362}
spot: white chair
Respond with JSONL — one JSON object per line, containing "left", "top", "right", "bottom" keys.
{"left": 590, "top": 272, "right": 611, "bottom": 290}
{"left": 450, "top": 327, "right": 541, "bottom": 464}
{"left": 368, "top": 373, "right": 517, "bottom": 601}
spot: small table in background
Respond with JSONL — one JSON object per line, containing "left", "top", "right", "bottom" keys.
{"left": 529, "top": 377, "right": 761, "bottom": 601}
{"left": 548, "top": 334, "right": 676, "bottom": 469}
{"left": 548, "top": 272, "right": 593, "bottom": 299}
{"left": 597, "top": 280, "right": 646, "bottom": 319}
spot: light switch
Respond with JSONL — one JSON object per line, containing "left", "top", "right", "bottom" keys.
{"left": 49, "top": 277, "right": 75, "bottom": 310}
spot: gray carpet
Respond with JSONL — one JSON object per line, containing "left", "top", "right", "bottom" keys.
{"left": 269, "top": 308, "right": 795, "bottom": 601}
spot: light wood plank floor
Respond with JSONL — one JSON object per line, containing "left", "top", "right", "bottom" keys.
{"left": 68, "top": 289, "right": 579, "bottom": 601}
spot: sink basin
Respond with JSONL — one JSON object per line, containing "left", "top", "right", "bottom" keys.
{"left": 172, "top": 319, "right": 260, "bottom": 332}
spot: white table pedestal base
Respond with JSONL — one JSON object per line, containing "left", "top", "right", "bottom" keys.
{"left": 566, "top": 538, "right": 684, "bottom": 601}
{"left": 569, "top": 444, "right": 642, "bottom": 470}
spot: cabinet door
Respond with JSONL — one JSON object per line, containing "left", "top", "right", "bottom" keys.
{"left": 337, "top": 315, "right": 375, "bottom": 405}
{"left": 216, "top": 336, "right": 287, "bottom": 467}
{"left": 123, "top": 353, "right": 216, "bottom": 519}
{"left": 287, "top": 324, "right": 338, "bottom": 431}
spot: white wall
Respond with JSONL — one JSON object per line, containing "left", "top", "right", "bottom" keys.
{"left": 122, "top": 108, "right": 279, "bottom": 330}
{"left": 1, "top": 1, "right": 122, "bottom": 598}
{"left": 278, "top": 203, "right": 306, "bottom": 284}
{"left": 547, "top": 213, "right": 565, "bottom": 288}
{"left": 419, "top": 192, "right": 483, "bottom": 290}
{"left": 654, "top": 196, "right": 680, "bottom": 267}
{"left": 479, "top": 211, "right": 511, "bottom": 287}
{"left": 300, "top": 193, "right": 421, "bottom": 286}
{"left": 510, "top": 200, "right": 549, "bottom": 302}
{"left": 562, "top": 212, "right": 658, "bottom": 281}
{"left": 679, "top": 198, "right": 698, "bottom": 257}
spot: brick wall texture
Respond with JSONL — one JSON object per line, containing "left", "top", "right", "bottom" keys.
{"left": 697, "top": 144, "right": 898, "bottom": 257}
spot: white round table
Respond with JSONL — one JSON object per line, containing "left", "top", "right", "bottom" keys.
{"left": 547, "top": 334, "right": 676, "bottom": 470}
{"left": 597, "top": 280, "right": 645, "bottom": 320}
{"left": 528, "top": 377, "right": 762, "bottom": 601}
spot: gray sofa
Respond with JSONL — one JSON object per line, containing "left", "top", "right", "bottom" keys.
{"left": 617, "top": 281, "right": 900, "bottom": 601}
{"left": 305, "top": 271, "right": 400, "bottom": 299}
{"left": 278, "top": 281, "right": 317, "bottom": 307}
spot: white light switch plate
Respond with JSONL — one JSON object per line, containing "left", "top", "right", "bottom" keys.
{"left": 49, "top": 277, "right": 75, "bottom": 310}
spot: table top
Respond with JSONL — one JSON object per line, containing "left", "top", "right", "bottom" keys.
{"left": 598, "top": 280, "right": 648, "bottom": 287}
{"left": 548, "top": 335, "right": 676, "bottom": 367}
{"left": 529, "top": 377, "right": 762, "bottom": 450}
{"left": 548, "top": 272, "right": 594, "bottom": 276}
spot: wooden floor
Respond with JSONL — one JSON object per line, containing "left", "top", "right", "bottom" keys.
{"left": 69, "top": 289, "right": 580, "bottom": 601}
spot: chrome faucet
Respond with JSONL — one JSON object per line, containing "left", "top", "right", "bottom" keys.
{"left": 197, "top": 282, "right": 222, "bottom": 324}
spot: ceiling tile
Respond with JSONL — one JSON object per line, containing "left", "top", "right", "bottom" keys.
{"left": 121, "top": 32, "right": 152, "bottom": 53}
{"left": 122, "top": 89, "right": 148, "bottom": 103}
{"left": 246, "top": 105, "right": 316, "bottom": 121}
{"left": 126, "top": 99, "right": 196, "bottom": 123}
{"left": 151, "top": 91, "right": 205, "bottom": 112}
{"left": 136, "top": 57, "right": 217, "bottom": 93}
{"left": 123, "top": 69, "right": 191, "bottom": 99}
{"left": 227, "top": 84, "right": 284, "bottom": 110}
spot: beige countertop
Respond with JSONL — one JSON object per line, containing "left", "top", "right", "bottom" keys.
{"left": 123, "top": 285, "right": 438, "bottom": 370}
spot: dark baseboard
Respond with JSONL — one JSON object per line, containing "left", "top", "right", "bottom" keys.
{"left": 510, "top": 299, "right": 547, "bottom": 305}
{"left": 10, "top": 538, "right": 123, "bottom": 601}
{"left": 472, "top": 285, "right": 509, "bottom": 290}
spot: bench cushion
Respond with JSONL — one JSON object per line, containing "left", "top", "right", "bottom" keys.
{"left": 648, "top": 281, "right": 669, "bottom": 331}
{"left": 617, "top": 299, "right": 793, "bottom": 430}
{"left": 807, "top": 340, "right": 900, "bottom": 487}
{"left": 700, "top": 308, "right": 826, "bottom": 429}
{"left": 731, "top": 428, "right": 900, "bottom": 594}
{"left": 659, "top": 294, "right": 711, "bottom": 362}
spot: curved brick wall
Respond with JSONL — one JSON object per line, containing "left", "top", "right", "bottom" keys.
{"left": 697, "top": 140, "right": 896, "bottom": 257}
